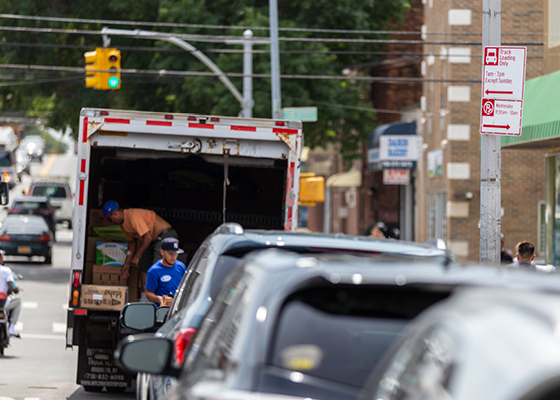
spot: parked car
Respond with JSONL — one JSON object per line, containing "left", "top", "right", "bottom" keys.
{"left": 8, "top": 196, "right": 56, "bottom": 241}
{"left": 0, "top": 214, "right": 53, "bottom": 263}
{"left": 117, "top": 223, "right": 455, "bottom": 400}
{"left": 15, "top": 148, "right": 31, "bottom": 177}
{"left": 26, "top": 177, "right": 74, "bottom": 228}
{"left": 362, "top": 286, "right": 560, "bottom": 400}
{"left": 20, "top": 135, "right": 45, "bottom": 162}
{"left": 117, "top": 249, "right": 558, "bottom": 400}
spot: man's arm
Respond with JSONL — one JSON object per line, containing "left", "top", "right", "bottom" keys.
{"left": 121, "top": 240, "right": 137, "bottom": 280}
{"left": 145, "top": 289, "right": 164, "bottom": 306}
{"left": 129, "top": 231, "right": 153, "bottom": 268}
{"left": 7, "top": 281, "right": 15, "bottom": 296}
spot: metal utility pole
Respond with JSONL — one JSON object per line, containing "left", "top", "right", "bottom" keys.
{"left": 480, "top": 0, "right": 501, "bottom": 263}
{"left": 242, "top": 30, "right": 254, "bottom": 118}
{"left": 269, "top": 0, "right": 283, "bottom": 119}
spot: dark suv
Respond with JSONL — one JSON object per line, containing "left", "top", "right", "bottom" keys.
{"left": 8, "top": 196, "right": 56, "bottom": 240}
{"left": 118, "top": 223, "right": 453, "bottom": 400}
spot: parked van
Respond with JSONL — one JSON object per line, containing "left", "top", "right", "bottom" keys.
{"left": 0, "top": 127, "right": 20, "bottom": 188}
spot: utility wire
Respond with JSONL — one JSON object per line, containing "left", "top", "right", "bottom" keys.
{"left": 0, "top": 63, "right": 482, "bottom": 84}
{"left": 0, "top": 41, "right": 545, "bottom": 59}
{"left": 0, "top": 13, "right": 543, "bottom": 36}
{"left": 0, "top": 25, "right": 544, "bottom": 46}
{"left": 0, "top": 75, "right": 82, "bottom": 87}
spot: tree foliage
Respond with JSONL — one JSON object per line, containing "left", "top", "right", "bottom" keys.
{"left": 0, "top": 0, "right": 411, "bottom": 160}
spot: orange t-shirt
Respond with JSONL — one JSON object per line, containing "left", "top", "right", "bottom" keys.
{"left": 121, "top": 209, "right": 156, "bottom": 241}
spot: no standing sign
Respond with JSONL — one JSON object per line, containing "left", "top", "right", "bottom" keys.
{"left": 480, "top": 46, "right": 527, "bottom": 136}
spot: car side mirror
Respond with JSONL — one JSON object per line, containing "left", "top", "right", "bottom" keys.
{"left": 0, "top": 182, "right": 9, "bottom": 206}
{"left": 156, "top": 306, "right": 170, "bottom": 324}
{"left": 115, "top": 334, "right": 180, "bottom": 377}
{"left": 120, "top": 303, "right": 157, "bottom": 331}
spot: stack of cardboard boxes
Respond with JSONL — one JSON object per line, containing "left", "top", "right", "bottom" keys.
{"left": 79, "top": 209, "right": 139, "bottom": 311}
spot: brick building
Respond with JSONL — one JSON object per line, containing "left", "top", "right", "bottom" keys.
{"left": 419, "top": 0, "right": 545, "bottom": 261}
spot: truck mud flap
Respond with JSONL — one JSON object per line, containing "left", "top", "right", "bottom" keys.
{"left": 77, "top": 345, "right": 132, "bottom": 389}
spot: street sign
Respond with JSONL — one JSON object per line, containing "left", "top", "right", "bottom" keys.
{"left": 480, "top": 46, "right": 527, "bottom": 136}
{"left": 282, "top": 107, "right": 318, "bottom": 122}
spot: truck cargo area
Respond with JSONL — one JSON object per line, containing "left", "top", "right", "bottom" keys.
{"left": 86, "top": 146, "right": 288, "bottom": 259}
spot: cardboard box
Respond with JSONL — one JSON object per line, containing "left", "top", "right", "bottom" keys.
{"left": 80, "top": 285, "right": 128, "bottom": 311}
{"left": 96, "top": 242, "right": 128, "bottom": 266}
{"left": 127, "top": 266, "right": 139, "bottom": 303}
{"left": 92, "top": 265, "right": 124, "bottom": 286}
{"left": 86, "top": 237, "right": 105, "bottom": 263}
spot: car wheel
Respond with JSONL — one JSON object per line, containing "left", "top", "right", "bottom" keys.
{"left": 83, "top": 386, "right": 103, "bottom": 392}
{"left": 68, "top": 221, "right": 73, "bottom": 229}
{"left": 44, "top": 254, "right": 52, "bottom": 265}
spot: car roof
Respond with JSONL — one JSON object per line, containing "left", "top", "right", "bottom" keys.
{"left": 205, "top": 223, "right": 452, "bottom": 262}
{"left": 13, "top": 196, "right": 50, "bottom": 202}
{"left": 369, "top": 287, "right": 560, "bottom": 400}
{"left": 29, "top": 177, "right": 70, "bottom": 185}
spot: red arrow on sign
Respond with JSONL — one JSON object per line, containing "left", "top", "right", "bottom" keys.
{"left": 483, "top": 124, "right": 510, "bottom": 129}
{"left": 485, "top": 89, "right": 513, "bottom": 95}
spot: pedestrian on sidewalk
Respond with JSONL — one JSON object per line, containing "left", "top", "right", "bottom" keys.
{"left": 500, "top": 233, "right": 513, "bottom": 264}
{"left": 507, "top": 241, "right": 536, "bottom": 270}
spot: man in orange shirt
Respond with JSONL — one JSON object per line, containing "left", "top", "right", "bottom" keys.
{"left": 102, "top": 200, "right": 179, "bottom": 301}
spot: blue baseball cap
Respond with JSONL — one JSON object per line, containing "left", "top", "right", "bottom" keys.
{"left": 102, "top": 200, "right": 119, "bottom": 222}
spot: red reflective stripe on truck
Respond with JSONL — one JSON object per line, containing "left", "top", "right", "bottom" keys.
{"left": 284, "top": 162, "right": 296, "bottom": 231}
{"left": 79, "top": 180, "right": 85, "bottom": 206}
{"left": 273, "top": 128, "right": 298, "bottom": 135}
{"left": 231, "top": 126, "right": 257, "bottom": 132}
{"left": 74, "top": 309, "right": 87, "bottom": 316}
{"left": 105, "top": 118, "right": 130, "bottom": 124}
{"left": 188, "top": 123, "right": 214, "bottom": 129}
{"left": 146, "top": 120, "right": 172, "bottom": 127}
{"left": 82, "top": 117, "right": 88, "bottom": 143}
{"left": 81, "top": 159, "right": 86, "bottom": 173}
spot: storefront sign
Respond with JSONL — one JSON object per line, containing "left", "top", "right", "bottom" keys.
{"left": 383, "top": 169, "right": 410, "bottom": 185}
{"left": 379, "top": 135, "right": 421, "bottom": 163}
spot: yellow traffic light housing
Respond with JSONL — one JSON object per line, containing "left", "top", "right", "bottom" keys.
{"left": 84, "top": 48, "right": 121, "bottom": 90}
{"left": 299, "top": 173, "right": 325, "bottom": 206}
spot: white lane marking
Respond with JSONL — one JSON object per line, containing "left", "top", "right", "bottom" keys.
{"left": 0, "top": 397, "right": 15, "bottom": 400}
{"left": 52, "top": 322, "right": 66, "bottom": 333}
{"left": 20, "top": 333, "right": 64, "bottom": 340}
{"left": 24, "top": 398, "right": 41, "bottom": 400}
{"left": 22, "top": 302, "right": 38, "bottom": 309}
{"left": 14, "top": 321, "right": 23, "bottom": 331}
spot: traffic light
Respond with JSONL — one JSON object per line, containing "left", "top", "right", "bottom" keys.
{"left": 299, "top": 173, "right": 325, "bottom": 206}
{"left": 84, "top": 48, "right": 121, "bottom": 90}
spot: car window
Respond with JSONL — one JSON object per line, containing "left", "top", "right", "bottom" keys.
{"left": 13, "top": 201, "right": 42, "bottom": 210}
{"left": 0, "top": 151, "right": 12, "bottom": 167}
{"left": 269, "top": 284, "right": 452, "bottom": 389}
{"left": 31, "top": 184, "right": 67, "bottom": 198}
{"left": 185, "top": 271, "right": 252, "bottom": 386}
{"left": 372, "top": 325, "right": 457, "bottom": 400}
{"left": 3, "top": 216, "right": 48, "bottom": 230}
{"left": 169, "top": 246, "right": 208, "bottom": 316}
{"left": 209, "top": 255, "right": 243, "bottom": 298}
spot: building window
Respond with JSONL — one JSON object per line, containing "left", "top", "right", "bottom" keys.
{"left": 428, "top": 191, "right": 447, "bottom": 240}
{"left": 550, "top": 0, "right": 560, "bottom": 48}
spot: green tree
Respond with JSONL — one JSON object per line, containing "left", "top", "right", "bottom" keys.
{"left": 0, "top": 0, "right": 411, "bottom": 160}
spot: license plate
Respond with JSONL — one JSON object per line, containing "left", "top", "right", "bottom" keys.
{"left": 17, "top": 246, "right": 31, "bottom": 254}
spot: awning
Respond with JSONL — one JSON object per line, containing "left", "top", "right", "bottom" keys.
{"left": 502, "top": 70, "right": 560, "bottom": 149}
{"left": 326, "top": 170, "right": 362, "bottom": 187}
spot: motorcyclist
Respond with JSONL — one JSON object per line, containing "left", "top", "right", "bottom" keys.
{"left": 0, "top": 250, "right": 21, "bottom": 338}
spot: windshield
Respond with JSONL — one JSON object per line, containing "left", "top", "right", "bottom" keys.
{"left": 32, "top": 185, "right": 67, "bottom": 198}
{"left": 0, "top": 151, "right": 12, "bottom": 167}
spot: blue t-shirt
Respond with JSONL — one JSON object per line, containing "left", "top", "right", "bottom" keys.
{"left": 145, "top": 259, "right": 186, "bottom": 297}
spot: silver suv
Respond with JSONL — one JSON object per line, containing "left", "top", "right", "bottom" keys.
{"left": 27, "top": 178, "right": 74, "bottom": 228}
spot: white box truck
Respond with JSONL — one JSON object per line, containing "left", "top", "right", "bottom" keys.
{"left": 66, "top": 108, "right": 303, "bottom": 391}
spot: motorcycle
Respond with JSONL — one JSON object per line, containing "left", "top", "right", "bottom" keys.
{"left": 0, "top": 291, "right": 9, "bottom": 355}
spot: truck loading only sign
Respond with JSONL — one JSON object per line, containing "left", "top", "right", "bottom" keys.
{"left": 480, "top": 46, "right": 527, "bottom": 136}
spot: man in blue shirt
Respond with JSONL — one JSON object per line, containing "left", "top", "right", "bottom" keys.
{"left": 145, "top": 238, "right": 186, "bottom": 306}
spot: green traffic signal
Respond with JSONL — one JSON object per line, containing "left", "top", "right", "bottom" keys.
{"left": 108, "top": 76, "right": 120, "bottom": 88}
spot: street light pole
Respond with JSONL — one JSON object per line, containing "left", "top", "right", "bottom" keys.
{"left": 269, "top": 0, "right": 283, "bottom": 119}
{"left": 243, "top": 30, "right": 254, "bottom": 118}
{"left": 479, "top": 0, "right": 501, "bottom": 263}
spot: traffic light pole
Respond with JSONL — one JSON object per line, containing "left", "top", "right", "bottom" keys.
{"left": 479, "top": 0, "right": 501, "bottom": 263}
{"left": 101, "top": 27, "right": 244, "bottom": 106}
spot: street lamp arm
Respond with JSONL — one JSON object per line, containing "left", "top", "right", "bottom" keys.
{"left": 101, "top": 27, "right": 244, "bottom": 105}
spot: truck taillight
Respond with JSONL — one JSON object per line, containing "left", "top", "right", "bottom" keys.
{"left": 174, "top": 328, "right": 196, "bottom": 366}
{"left": 72, "top": 290, "right": 79, "bottom": 306}
{"left": 275, "top": 121, "right": 285, "bottom": 126}
{"left": 210, "top": 117, "right": 220, "bottom": 122}
{"left": 100, "top": 111, "right": 109, "bottom": 116}
{"left": 187, "top": 116, "right": 196, "bottom": 121}
{"left": 73, "top": 271, "right": 81, "bottom": 287}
